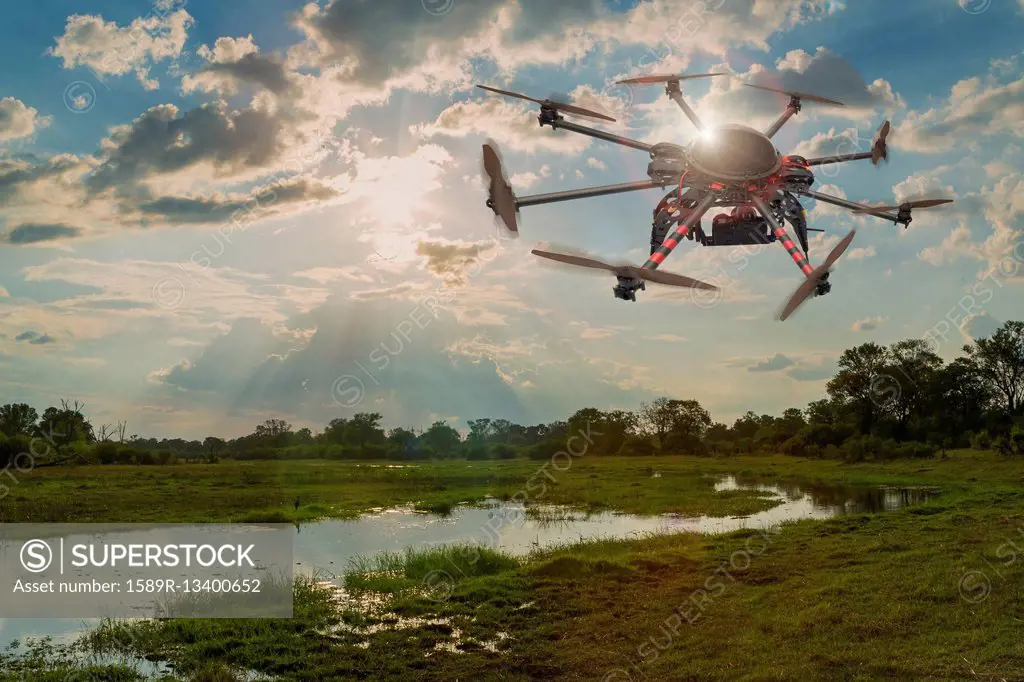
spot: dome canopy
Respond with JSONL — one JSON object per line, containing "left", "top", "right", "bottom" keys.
{"left": 687, "top": 124, "right": 781, "bottom": 181}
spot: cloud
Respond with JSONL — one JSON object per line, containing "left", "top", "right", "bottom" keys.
{"left": 49, "top": 4, "right": 194, "bottom": 90}
{"left": 182, "top": 35, "right": 296, "bottom": 96}
{"left": 412, "top": 98, "right": 592, "bottom": 155}
{"left": 586, "top": 157, "right": 607, "bottom": 170}
{"left": 847, "top": 246, "right": 876, "bottom": 260}
{"left": 4, "top": 223, "right": 83, "bottom": 244}
{"left": 748, "top": 353, "right": 796, "bottom": 372}
{"left": 960, "top": 312, "right": 1002, "bottom": 342}
{"left": 851, "top": 316, "right": 888, "bottom": 332}
{"left": 84, "top": 100, "right": 291, "bottom": 194}
{"left": 15, "top": 330, "right": 55, "bottom": 345}
{"left": 0, "top": 98, "right": 51, "bottom": 142}
{"left": 894, "top": 56, "right": 1024, "bottom": 152}
{"left": 415, "top": 239, "right": 497, "bottom": 286}
{"left": 643, "top": 333, "right": 687, "bottom": 342}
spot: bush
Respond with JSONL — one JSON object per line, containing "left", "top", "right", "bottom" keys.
{"left": 466, "top": 443, "right": 490, "bottom": 460}
{"left": 970, "top": 430, "right": 991, "bottom": 450}
{"left": 780, "top": 434, "right": 807, "bottom": 457}
{"left": 527, "top": 440, "right": 561, "bottom": 460}
{"left": 1011, "top": 425, "right": 1024, "bottom": 455}
{"left": 0, "top": 435, "right": 30, "bottom": 470}
{"left": 94, "top": 441, "right": 119, "bottom": 465}
{"left": 620, "top": 436, "right": 656, "bottom": 457}
{"left": 491, "top": 444, "right": 517, "bottom": 460}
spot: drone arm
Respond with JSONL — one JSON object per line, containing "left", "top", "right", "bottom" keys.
{"left": 804, "top": 152, "right": 873, "bottom": 167}
{"left": 795, "top": 188, "right": 899, "bottom": 223}
{"left": 666, "top": 81, "right": 705, "bottom": 131}
{"left": 548, "top": 117, "right": 652, "bottom": 153}
{"left": 764, "top": 97, "right": 801, "bottom": 139}
{"left": 749, "top": 194, "right": 815, "bottom": 276}
{"left": 517, "top": 180, "right": 663, "bottom": 208}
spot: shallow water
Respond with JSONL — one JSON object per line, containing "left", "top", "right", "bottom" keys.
{"left": 0, "top": 475, "right": 938, "bottom": 662}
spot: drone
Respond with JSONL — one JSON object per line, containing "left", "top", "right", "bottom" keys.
{"left": 478, "top": 75, "right": 953, "bottom": 320}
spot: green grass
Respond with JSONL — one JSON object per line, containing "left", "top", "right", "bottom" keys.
{"left": 0, "top": 456, "right": 803, "bottom": 523}
{"left": 5, "top": 450, "right": 1024, "bottom": 680}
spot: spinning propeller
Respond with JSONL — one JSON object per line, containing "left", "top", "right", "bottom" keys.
{"left": 476, "top": 85, "right": 616, "bottom": 122}
{"left": 778, "top": 229, "right": 857, "bottom": 322}
{"left": 481, "top": 140, "right": 518, "bottom": 235}
{"left": 531, "top": 248, "right": 718, "bottom": 291}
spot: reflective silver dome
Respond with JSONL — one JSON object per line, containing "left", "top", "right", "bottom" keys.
{"left": 687, "top": 124, "right": 781, "bottom": 181}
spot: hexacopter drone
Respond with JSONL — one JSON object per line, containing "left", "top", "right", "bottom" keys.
{"left": 478, "top": 74, "right": 953, "bottom": 320}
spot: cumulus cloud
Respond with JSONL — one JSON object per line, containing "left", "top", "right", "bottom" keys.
{"left": 182, "top": 35, "right": 296, "bottom": 96}
{"left": 894, "top": 56, "right": 1024, "bottom": 152}
{"left": 416, "top": 239, "right": 498, "bottom": 286}
{"left": 48, "top": 3, "right": 194, "bottom": 90}
{"left": 0, "top": 98, "right": 51, "bottom": 142}
{"left": 412, "top": 98, "right": 592, "bottom": 155}
{"left": 851, "top": 316, "right": 888, "bottom": 332}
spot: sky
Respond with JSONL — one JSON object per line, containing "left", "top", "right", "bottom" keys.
{"left": 0, "top": 0, "right": 1022, "bottom": 439}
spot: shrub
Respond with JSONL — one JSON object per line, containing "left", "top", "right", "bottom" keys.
{"left": 491, "top": 444, "right": 517, "bottom": 460}
{"left": 527, "top": 440, "right": 561, "bottom": 460}
{"left": 620, "top": 436, "right": 656, "bottom": 457}
{"left": 0, "top": 435, "right": 30, "bottom": 470}
{"left": 466, "top": 444, "right": 490, "bottom": 460}
{"left": 94, "top": 441, "right": 119, "bottom": 465}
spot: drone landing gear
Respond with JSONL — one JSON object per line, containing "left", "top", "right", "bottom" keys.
{"left": 614, "top": 276, "right": 645, "bottom": 302}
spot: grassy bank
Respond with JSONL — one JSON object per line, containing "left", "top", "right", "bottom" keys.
{"left": 5, "top": 449, "right": 1018, "bottom": 524}
{"left": 4, "top": 450, "right": 1024, "bottom": 680}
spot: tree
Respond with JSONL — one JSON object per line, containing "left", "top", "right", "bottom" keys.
{"left": 827, "top": 343, "right": 889, "bottom": 434}
{"left": 323, "top": 418, "right": 348, "bottom": 444}
{"left": 294, "top": 427, "right": 314, "bottom": 444}
{"left": 963, "top": 321, "right": 1024, "bottom": 416}
{"left": 0, "top": 403, "right": 38, "bottom": 437}
{"left": 640, "top": 398, "right": 675, "bottom": 449}
{"left": 880, "top": 339, "right": 943, "bottom": 440}
{"left": 203, "top": 437, "right": 226, "bottom": 454}
{"left": 641, "top": 398, "right": 711, "bottom": 452}
{"left": 38, "top": 400, "right": 93, "bottom": 446}
{"left": 345, "top": 413, "right": 385, "bottom": 448}
{"left": 419, "top": 421, "right": 462, "bottom": 457}
{"left": 253, "top": 419, "right": 293, "bottom": 447}
{"left": 467, "top": 418, "right": 492, "bottom": 444}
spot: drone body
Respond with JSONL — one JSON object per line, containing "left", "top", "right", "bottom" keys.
{"left": 479, "top": 75, "right": 952, "bottom": 320}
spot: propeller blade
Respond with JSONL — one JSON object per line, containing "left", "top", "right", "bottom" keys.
{"left": 778, "top": 228, "right": 856, "bottom": 322}
{"left": 482, "top": 141, "right": 518, "bottom": 234}
{"left": 822, "top": 227, "right": 857, "bottom": 270}
{"left": 743, "top": 83, "right": 845, "bottom": 106}
{"left": 627, "top": 266, "right": 718, "bottom": 291}
{"left": 476, "top": 84, "right": 615, "bottom": 122}
{"left": 852, "top": 198, "right": 954, "bottom": 213}
{"left": 872, "top": 120, "right": 890, "bottom": 165}
{"left": 616, "top": 72, "right": 729, "bottom": 85}
{"left": 531, "top": 250, "right": 719, "bottom": 291}
{"left": 476, "top": 84, "right": 544, "bottom": 106}
{"left": 531, "top": 249, "right": 617, "bottom": 273}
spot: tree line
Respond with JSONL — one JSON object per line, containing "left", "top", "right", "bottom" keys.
{"left": 2, "top": 321, "right": 1023, "bottom": 467}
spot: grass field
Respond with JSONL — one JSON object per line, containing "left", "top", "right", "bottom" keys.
{"left": 3, "top": 450, "right": 1024, "bottom": 680}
